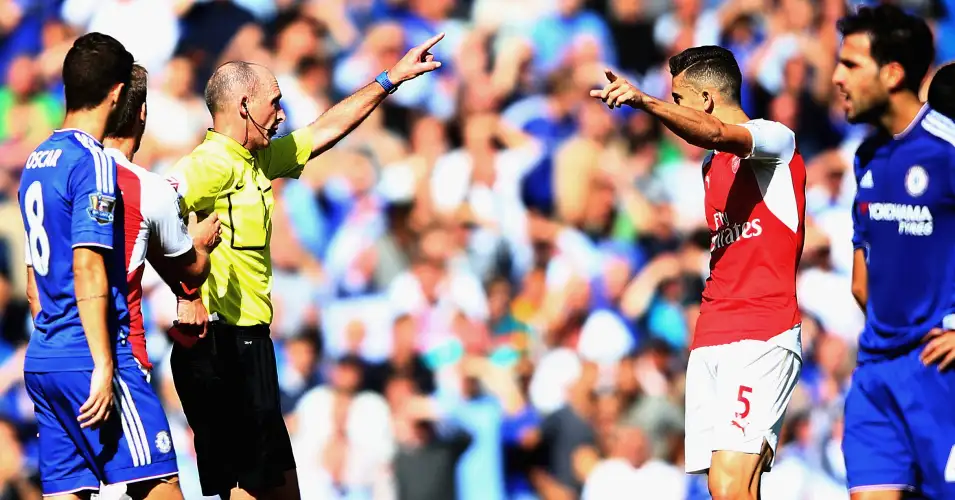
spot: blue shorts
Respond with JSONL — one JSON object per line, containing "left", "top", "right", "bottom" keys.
{"left": 25, "top": 365, "right": 178, "bottom": 496}
{"left": 844, "top": 346, "right": 955, "bottom": 498}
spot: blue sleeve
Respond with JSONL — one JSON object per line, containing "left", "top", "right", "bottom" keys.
{"left": 70, "top": 151, "right": 117, "bottom": 250}
{"left": 501, "top": 406, "right": 540, "bottom": 444}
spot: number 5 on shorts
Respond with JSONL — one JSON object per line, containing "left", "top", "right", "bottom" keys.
{"left": 736, "top": 385, "right": 753, "bottom": 419}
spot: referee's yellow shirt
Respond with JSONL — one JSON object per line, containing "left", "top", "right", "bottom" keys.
{"left": 168, "top": 129, "right": 313, "bottom": 327}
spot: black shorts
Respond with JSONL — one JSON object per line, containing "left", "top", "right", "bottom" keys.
{"left": 170, "top": 323, "right": 295, "bottom": 496}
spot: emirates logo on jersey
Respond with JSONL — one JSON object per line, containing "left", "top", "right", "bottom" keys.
{"left": 731, "top": 156, "right": 741, "bottom": 174}
{"left": 711, "top": 211, "right": 763, "bottom": 252}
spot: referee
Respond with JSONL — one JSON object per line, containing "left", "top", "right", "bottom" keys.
{"left": 166, "top": 33, "right": 445, "bottom": 500}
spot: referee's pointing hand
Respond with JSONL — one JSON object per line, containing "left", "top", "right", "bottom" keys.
{"left": 387, "top": 32, "right": 445, "bottom": 84}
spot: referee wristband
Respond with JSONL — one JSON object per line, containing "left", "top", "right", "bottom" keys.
{"left": 375, "top": 70, "right": 398, "bottom": 94}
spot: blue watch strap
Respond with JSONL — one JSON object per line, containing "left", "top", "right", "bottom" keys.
{"left": 375, "top": 71, "right": 398, "bottom": 94}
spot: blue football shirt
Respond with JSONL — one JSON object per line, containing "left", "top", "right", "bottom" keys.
{"left": 853, "top": 106, "right": 955, "bottom": 362}
{"left": 18, "top": 128, "right": 134, "bottom": 372}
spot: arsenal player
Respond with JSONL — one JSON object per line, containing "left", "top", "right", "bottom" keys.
{"left": 102, "top": 64, "right": 221, "bottom": 374}
{"left": 593, "top": 46, "right": 806, "bottom": 499}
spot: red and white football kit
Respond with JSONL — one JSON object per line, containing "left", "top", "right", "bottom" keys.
{"left": 683, "top": 119, "right": 807, "bottom": 474}
{"left": 105, "top": 148, "right": 193, "bottom": 372}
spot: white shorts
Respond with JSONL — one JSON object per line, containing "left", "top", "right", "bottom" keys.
{"left": 684, "top": 325, "right": 803, "bottom": 474}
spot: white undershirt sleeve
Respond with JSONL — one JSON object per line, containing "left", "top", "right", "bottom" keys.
{"left": 144, "top": 175, "right": 193, "bottom": 258}
{"left": 739, "top": 119, "right": 797, "bottom": 163}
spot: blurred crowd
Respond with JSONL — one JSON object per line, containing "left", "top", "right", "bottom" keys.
{"left": 2, "top": 0, "right": 955, "bottom": 499}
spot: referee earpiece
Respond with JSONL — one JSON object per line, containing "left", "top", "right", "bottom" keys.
{"left": 242, "top": 100, "right": 268, "bottom": 136}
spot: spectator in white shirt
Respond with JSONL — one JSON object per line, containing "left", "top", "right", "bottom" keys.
{"left": 61, "top": 0, "right": 180, "bottom": 75}
{"left": 387, "top": 225, "right": 489, "bottom": 351}
{"left": 429, "top": 112, "right": 543, "bottom": 281}
{"left": 291, "top": 356, "right": 395, "bottom": 499}
{"left": 144, "top": 56, "right": 210, "bottom": 170}
{"left": 583, "top": 424, "right": 686, "bottom": 500}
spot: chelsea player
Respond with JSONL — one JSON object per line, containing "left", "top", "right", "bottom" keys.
{"left": 833, "top": 5, "right": 955, "bottom": 500}
{"left": 19, "top": 33, "right": 182, "bottom": 499}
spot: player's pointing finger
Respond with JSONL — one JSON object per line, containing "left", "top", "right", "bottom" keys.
{"left": 418, "top": 32, "right": 446, "bottom": 54}
{"left": 605, "top": 69, "right": 618, "bottom": 83}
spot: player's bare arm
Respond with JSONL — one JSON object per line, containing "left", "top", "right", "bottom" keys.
{"left": 154, "top": 211, "right": 220, "bottom": 289}
{"left": 851, "top": 247, "right": 868, "bottom": 311}
{"left": 591, "top": 69, "right": 754, "bottom": 157}
{"left": 145, "top": 211, "right": 220, "bottom": 338}
{"left": 146, "top": 241, "right": 211, "bottom": 340}
{"left": 301, "top": 32, "right": 444, "bottom": 159}
{"left": 25, "top": 266, "right": 39, "bottom": 319}
{"left": 72, "top": 246, "right": 114, "bottom": 428}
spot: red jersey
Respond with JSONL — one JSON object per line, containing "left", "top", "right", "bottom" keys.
{"left": 106, "top": 148, "right": 193, "bottom": 369}
{"left": 692, "top": 119, "right": 807, "bottom": 350}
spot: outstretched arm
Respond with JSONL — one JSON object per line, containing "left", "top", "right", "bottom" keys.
{"left": 302, "top": 33, "right": 444, "bottom": 160}
{"left": 591, "top": 69, "right": 755, "bottom": 157}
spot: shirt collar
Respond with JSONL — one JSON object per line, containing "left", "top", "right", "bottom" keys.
{"left": 203, "top": 129, "right": 254, "bottom": 162}
{"left": 894, "top": 103, "right": 930, "bottom": 140}
{"left": 57, "top": 128, "right": 102, "bottom": 147}
{"left": 102, "top": 147, "right": 128, "bottom": 162}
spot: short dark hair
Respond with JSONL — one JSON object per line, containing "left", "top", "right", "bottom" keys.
{"left": 105, "top": 64, "right": 148, "bottom": 139}
{"left": 62, "top": 32, "right": 134, "bottom": 112}
{"left": 296, "top": 55, "right": 327, "bottom": 77}
{"left": 929, "top": 64, "right": 955, "bottom": 118}
{"left": 837, "top": 4, "right": 935, "bottom": 93}
{"left": 204, "top": 61, "right": 259, "bottom": 115}
{"left": 668, "top": 46, "right": 743, "bottom": 104}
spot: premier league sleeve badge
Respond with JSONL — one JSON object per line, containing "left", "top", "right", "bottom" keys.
{"left": 88, "top": 192, "right": 116, "bottom": 224}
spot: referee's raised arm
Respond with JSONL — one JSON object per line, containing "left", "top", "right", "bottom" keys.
{"left": 300, "top": 31, "right": 444, "bottom": 159}
{"left": 164, "top": 32, "right": 445, "bottom": 500}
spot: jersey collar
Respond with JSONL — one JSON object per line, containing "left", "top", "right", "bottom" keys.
{"left": 894, "top": 103, "right": 930, "bottom": 140}
{"left": 203, "top": 129, "right": 254, "bottom": 163}
{"left": 102, "top": 147, "right": 130, "bottom": 164}
{"left": 56, "top": 128, "right": 102, "bottom": 147}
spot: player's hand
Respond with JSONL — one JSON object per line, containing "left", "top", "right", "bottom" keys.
{"left": 188, "top": 212, "right": 221, "bottom": 253}
{"left": 590, "top": 69, "right": 644, "bottom": 109}
{"left": 388, "top": 32, "right": 444, "bottom": 84}
{"left": 176, "top": 296, "right": 210, "bottom": 339}
{"left": 921, "top": 328, "right": 955, "bottom": 370}
{"left": 78, "top": 363, "right": 113, "bottom": 428}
